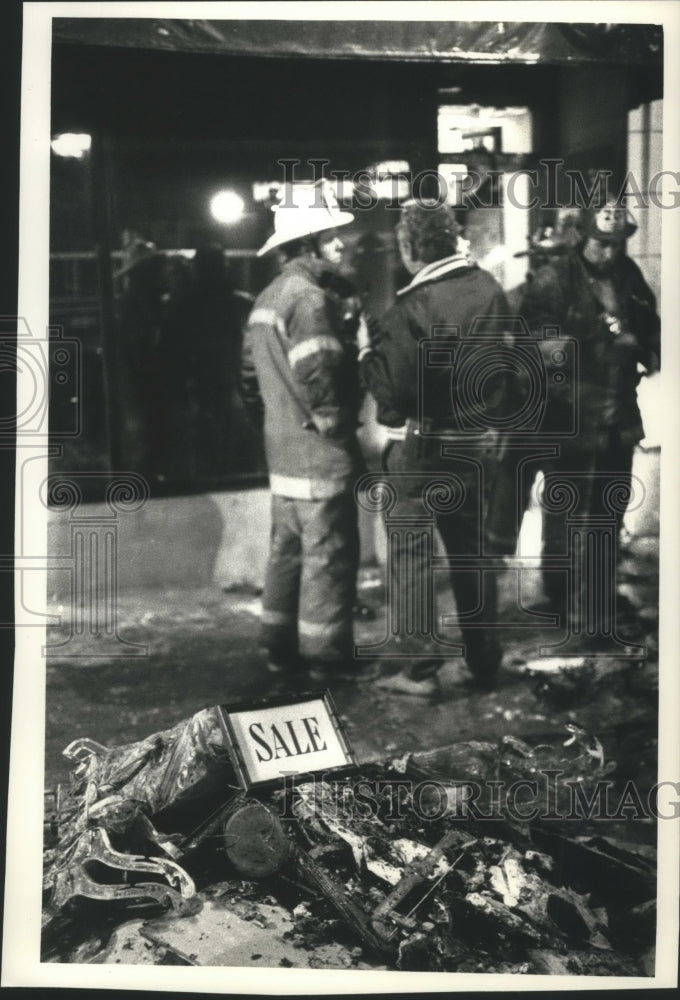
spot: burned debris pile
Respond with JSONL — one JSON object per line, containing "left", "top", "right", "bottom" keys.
{"left": 43, "top": 705, "right": 656, "bottom": 973}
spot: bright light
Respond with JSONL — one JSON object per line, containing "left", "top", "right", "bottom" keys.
{"left": 51, "top": 133, "right": 92, "bottom": 159}
{"left": 210, "top": 190, "right": 245, "bottom": 224}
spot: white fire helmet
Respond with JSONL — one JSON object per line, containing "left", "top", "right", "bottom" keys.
{"left": 257, "top": 180, "right": 354, "bottom": 257}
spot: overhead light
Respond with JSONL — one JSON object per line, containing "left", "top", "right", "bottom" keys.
{"left": 51, "top": 133, "right": 92, "bottom": 159}
{"left": 210, "top": 190, "right": 245, "bottom": 225}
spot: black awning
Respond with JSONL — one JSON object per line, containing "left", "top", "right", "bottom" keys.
{"left": 52, "top": 18, "right": 662, "bottom": 67}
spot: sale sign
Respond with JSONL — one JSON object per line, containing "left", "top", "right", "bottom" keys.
{"left": 219, "top": 691, "right": 356, "bottom": 789}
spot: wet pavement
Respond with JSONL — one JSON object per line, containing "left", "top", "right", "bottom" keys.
{"left": 41, "top": 512, "right": 661, "bottom": 970}
{"left": 44, "top": 531, "right": 660, "bottom": 849}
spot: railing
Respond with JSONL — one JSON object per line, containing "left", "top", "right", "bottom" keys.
{"left": 50, "top": 249, "right": 261, "bottom": 304}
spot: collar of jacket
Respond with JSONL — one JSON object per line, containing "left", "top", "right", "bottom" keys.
{"left": 281, "top": 254, "right": 332, "bottom": 285}
{"left": 396, "top": 254, "right": 473, "bottom": 297}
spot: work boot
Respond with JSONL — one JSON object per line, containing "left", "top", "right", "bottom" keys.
{"left": 267, "top": 660, "right": 295, "bottom": 674}
{"left": 526, "top": 596, "right": 564, "bottom": 617}
{"left": 308, "top": 660, "right": 374, "bottom": 685}
{"left": 465, "top": 637, "right": 503, "bottom": 690}
{"left": 265, "top": 652, "right": 309, "bottom": 692}
{"left": 373, "top": 672, "right": 440, "bottom": 699}
{"left": 266, "top": 653, "right": 305, "bottom": 675}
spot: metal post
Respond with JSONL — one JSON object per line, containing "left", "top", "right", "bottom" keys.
{"left": 89, "top": 132, "right": 122, "bottom": 470}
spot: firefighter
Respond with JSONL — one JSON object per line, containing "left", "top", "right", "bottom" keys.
{"left": 506, "top": 222, "right": 567, "bottom": 314}
{"left": 519, "top": 200, "right": 660, "bottom": 636}
{"left": 241, "top": 182, "right": 364, "bottom": 685}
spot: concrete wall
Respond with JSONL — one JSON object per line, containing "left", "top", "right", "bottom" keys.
{"left": 47, "top": 486, "right": 381, "bottom": 599}
{"left": 47, "top": 490, "right": 251, "bottom": 600}
{"left": 47, "top": 443, "right": 658, "bottom": 600}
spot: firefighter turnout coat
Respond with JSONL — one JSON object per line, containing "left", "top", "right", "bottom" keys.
{"left": 243, "top": 255, "right": 362, "bottom": 498}
{"left": 242, "top": 255, "right": 363, "bottom": 669}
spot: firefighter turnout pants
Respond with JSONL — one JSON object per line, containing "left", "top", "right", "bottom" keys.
{"left": 260, "top": 492, "right": 359, "bottom": 669}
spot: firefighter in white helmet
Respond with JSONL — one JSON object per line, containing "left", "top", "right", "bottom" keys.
{"left": 241, "top": 181, "right": 364, "bottom": 685}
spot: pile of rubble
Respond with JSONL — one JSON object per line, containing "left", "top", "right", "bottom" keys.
{"left": 42, "top": 706, "right": 656, "bottom": 973}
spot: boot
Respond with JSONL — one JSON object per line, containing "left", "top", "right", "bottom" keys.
{"left": 374, "top": 672, "right": 440, "bottom": 698}
{"left": 465, "top": 636, "right": 503, "bottom": 690}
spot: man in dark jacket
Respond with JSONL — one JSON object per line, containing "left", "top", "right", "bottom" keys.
{"left": 358, "top": 200, "right": 513, "bottom": 696}
{"left": 241, "top": 182, "right": 364, "bottom": 685}
{"left": 519, "top": 201, "right": 660, "bottom": 639}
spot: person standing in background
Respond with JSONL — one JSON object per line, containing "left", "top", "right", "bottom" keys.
{"left": 357, "top": 199, "right": 516, "bottom": 697}
{"left": 519, "top": 200, "right": 660, "bottom": 638}
{"left": 116, "top": 238, "right": 169, "bottom": 480}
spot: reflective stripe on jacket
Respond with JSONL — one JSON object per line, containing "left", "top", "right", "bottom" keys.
{"left": 242, "top": 256, "right": 362, "bottom": 497}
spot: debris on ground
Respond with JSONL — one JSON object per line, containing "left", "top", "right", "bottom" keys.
{"left": 520, "top": 655, "right": 655, "bottom": 711}
{"left": 42, "top": 705, "right": 657, "bottom": 974}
